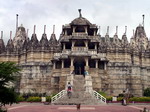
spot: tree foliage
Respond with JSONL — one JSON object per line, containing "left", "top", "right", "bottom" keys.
{"left": 0, "top": 62, "right": 20, "bottom": 108}
{"left": 143, "top": 88, "right": 150, "bottom": 97}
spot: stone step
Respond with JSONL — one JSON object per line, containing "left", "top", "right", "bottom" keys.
{"left": 53, "top": 74, "right": 104, "bottom": 105}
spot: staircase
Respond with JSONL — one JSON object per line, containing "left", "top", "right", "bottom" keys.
{"left": 52, "top": 75, "right": 106, "bottom": 105}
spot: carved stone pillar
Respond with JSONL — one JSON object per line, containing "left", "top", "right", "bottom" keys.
{"left": 73, "top": 26, "right": 76, "bottom": 33}
{"left": 96, "top": 60, "right": 98, "bottom": 68}
{"left": 94, "top": 30, "right": 96, "bottom": 36}
{"left": 70, "top": 58, "right": 74, "bottom": 71}
{"left": 65, "top": 30, "right": 67, "bottom": 35}
{"left": 95, "top": 44, "right": 97, "bottom": 50}
{"left": 63, "top": 43, "right": 65, "bottom": 50}
{"left": 62, "top": 60, "right": 64, "bottom": 68}
{"left": 104, "top": 62, "right": 107, "bottom": 70}
{"left": 84, "top": 26, "right": 88, "bottom": 34}
{"left": 85, "top": 58, "right": 89, "bottom": 71}
{"left": 72, "top": 41, "right": 75, "bottom": 48}
{"left": 85, "top": 41, "right": 88, "bottom": 48}
{"left": 53, "top": 61, "right": 56, "bottom": 69}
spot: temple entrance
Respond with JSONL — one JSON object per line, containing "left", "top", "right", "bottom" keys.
{"left": 74, "top": 58, "right": 85, "bottom": 75}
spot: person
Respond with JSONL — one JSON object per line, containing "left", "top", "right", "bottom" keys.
{"left": 67, "top": 82, "right": 72, "bottom": 99}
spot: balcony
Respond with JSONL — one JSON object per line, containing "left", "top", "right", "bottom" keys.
{"left": 72, "top": 47, "right": 88, "bottom": 52}
{"left": 72, "top": 32, "right": 88, "bottom": 36}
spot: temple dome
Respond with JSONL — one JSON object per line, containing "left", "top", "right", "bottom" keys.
{"left": 71, "top": 17, "right": 92, "bottom": 26}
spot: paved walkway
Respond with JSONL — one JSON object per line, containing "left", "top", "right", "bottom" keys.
{"left": 6, "top": 103, "right": 150, "bottom": 112}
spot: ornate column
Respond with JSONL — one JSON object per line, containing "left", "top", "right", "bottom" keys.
{"left": 65, "top": 30, "right": 67, "bottom": 35}
{"left": 96, "top": 60, "right": 98, "bottom": 68}
{"left": 94, "top": 30, "right": 96, "bottom": 36}
{"left": 53, "top": 61, "right": 56, "bottom": 69}
{"left": 62, "top": 60, "right": 64, "bottom": 68}
{"left": 95, "top": 43, "right": 97, "bottom": 50}
{"left": 70, "top": 57, "right": 74, "bottom": 72}
{"left": 85, "top": 41, "right": 88, "bottom": 47}
{"left": 84, "top": 26, "right": 88, "bottom": 34}
{"left": 73, "top": 26, "right": 76, "bottom": 33}
{"left": 104, "top": 62, "right": 107, "bottom": 70}
{"left": 63, "top": 43, "right": 65, "bottom": 50}
{"left": 85, "top": 58, "right": 89, "bottom": 71}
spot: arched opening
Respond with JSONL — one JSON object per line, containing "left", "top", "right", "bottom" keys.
{"left": 74, "top": 58, "right": 85, "bottom": 75}
{"left": 75, "top": 26, "right": 85, "bottom": 32}
{"left": 74, "top": 40, "right": 85, "bottom": 47}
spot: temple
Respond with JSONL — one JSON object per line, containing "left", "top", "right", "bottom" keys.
{"left": 0, "top": 10, "right": 150, "bottom": 97}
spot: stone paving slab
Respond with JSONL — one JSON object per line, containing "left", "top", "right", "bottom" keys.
{"left": 6, "top": 103, "right": 150, "bottom": 112}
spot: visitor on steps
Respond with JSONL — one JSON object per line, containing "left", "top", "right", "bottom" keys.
{"left": 67, "top": 82, "right": 72, "bottom": 99}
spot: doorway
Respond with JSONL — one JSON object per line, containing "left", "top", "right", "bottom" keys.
{"left": 74, "top": 58, "right": 85, "bottom": 75}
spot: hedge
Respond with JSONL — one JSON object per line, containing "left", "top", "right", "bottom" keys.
{"left": 129, "top": 97, "right": 150, "bottom": 102}
{"left": 26, "top": 97, "right": 41, "bottom": 102}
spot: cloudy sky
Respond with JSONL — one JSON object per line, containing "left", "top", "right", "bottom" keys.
{"left": 0, "top": 0, "right": 150, "bottom": 43}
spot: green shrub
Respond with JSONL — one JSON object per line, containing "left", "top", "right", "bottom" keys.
{"left": 26, "top": 97, "right": 41, "bottom": 102}
{"left": 129, "top": 97, "right": 150, "bottom": 102}
{"left": 106, "top": 96, "right": 112, "bottom": 101}
{"left": 98, "top": 91, "right": 107, "bottom": 97}
{"left": 117, "top": 97, "right": 123, "bottom": 101}
{"left": 46, "top": 96, "right": 52, "bottom": 102}
{"left": 143, "top": 88, "right": 150, "bottom": 97}
{"left": 16, "top": 96, "right": 25, "bottom": 102}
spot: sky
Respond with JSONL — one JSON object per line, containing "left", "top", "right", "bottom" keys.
{"left": 0, "top": 0, "right": 150, "bottom": 43}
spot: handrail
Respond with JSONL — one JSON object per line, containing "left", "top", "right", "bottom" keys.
{"left": 92, "top": 90, "right": 107, "bottom": 104}
{"left": 51, "top": 90, "right": 67, "bottom": 103}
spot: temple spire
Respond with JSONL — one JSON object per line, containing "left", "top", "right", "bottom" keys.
{"left": 99, "top": 26, "right": 101, "bottom": 35}
{"left": 10, "top": 31, "right": 12, "bottom": 40}
{"left": 78, "top": 9, "right": 82, "bottom": 17}
{"left": 53, "top": 25, "right": 55, "bottom": 34}
{"left": 16, "top": 14, "right": 19, "bottom": 33}
{"left": 116, "top": 26, "right": 118, "bottom": 35}
{"left": 44, "top": 25, "right": 46, "bottom": 34}
{"left": 142, "top": 14, "right": 145, "bottom": 28}
{"left": 125, "top": 26, "right": 127, "bottom": 35}
{"left": 133, "top": 29, "right": 134, "bottom": 37}
{"left": 27, "top": 29, "right": 29, "bottom": 37}
{"left": 106, "top": 26, "right": 109, "bottom": 35}
{"left": 1, "top": 31, "right": 3, "bottom": 39}
{"left": 33, "top": 25, "right": 36, "bottom": 34}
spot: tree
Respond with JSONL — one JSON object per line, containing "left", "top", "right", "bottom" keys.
{"left": 0, "top": 62, "right": 20, "bottom": 109}
{"left": 143, "top": 88, "right": 150, "bottom": 97}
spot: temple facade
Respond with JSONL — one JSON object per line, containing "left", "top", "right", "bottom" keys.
{"left": 0, "top": 10, "right": 150, "bottom": 97}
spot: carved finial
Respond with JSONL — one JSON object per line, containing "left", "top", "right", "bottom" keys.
{"left": 53, "top": 25, "right": 55, "bottom": 34}
{"left": 44, "top": 25, "right": 46, "bottom": 34}
{"left": 16, "top": 14, "right": 19, "bottom": 33}
{"left": 78, "top": 9, "right": 82, "bottom": 17}
{"left": 125, "top": 26, "right": 127, "bottom": 35}
{"left": 142, "top": 14, "right": 145, "bottom": 28}
{"left": 33, "top": 25, "right": 36, "bottom": 34}
{"left": 116, "top": 26, "right": 118, "bottom": 35}
{"left": 1, "top": 31, "right": 3, "bottom": 39}
{"left": 107, "top": 26, "right": 109, "bottom": 35}
{"left": 10, "top": 31, "right": 12, "bottom": 40}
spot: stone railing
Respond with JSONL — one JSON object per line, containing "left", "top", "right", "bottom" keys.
{"left": 54, "top": 53, "right": 61, "bottom": 57}
{"left": 72, "top": 47, "right": 88, "bottom": 52}
{"left": 72, "top": 32, "right": 88, "bottom": 37}
{"left": 51, "top": 90, "right": 67, "bottom": 103}
{"left": 62, "top": 50, "right": 71, "bottom": 54}
{"left": 88, "top": 50, "right": 97, "bottom": 55}
{"left": 92, "top": 90, "right": 107, "bottom": 104}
